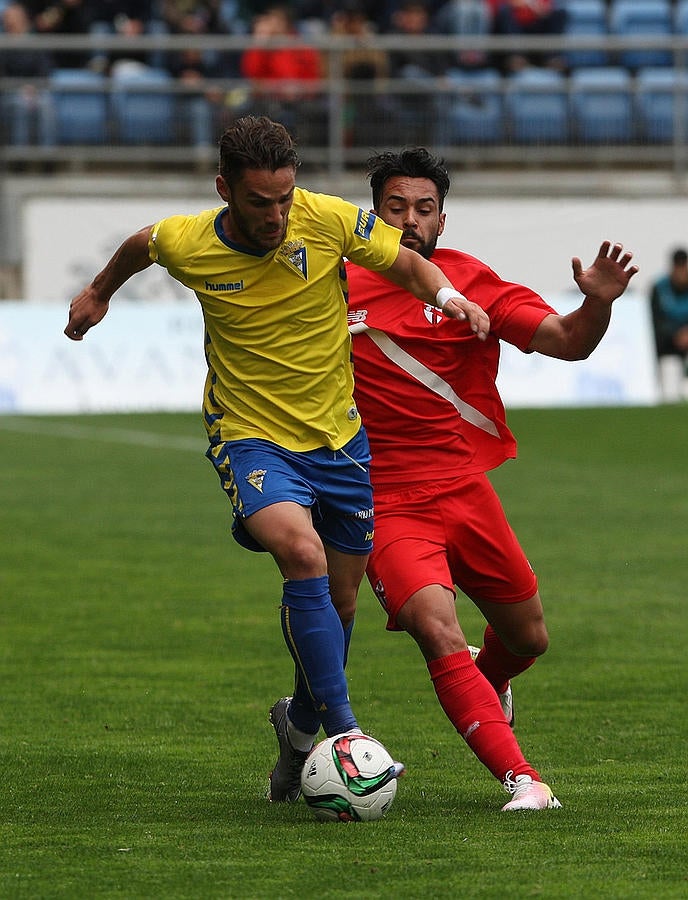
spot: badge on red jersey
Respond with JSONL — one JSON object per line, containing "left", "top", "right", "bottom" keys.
{"left": 423, "top": 304, "right": 444, "bottom": 326}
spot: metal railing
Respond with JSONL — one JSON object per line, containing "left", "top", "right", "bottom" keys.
{"left": 2, "top": 32, "right": 688, "bottom": 176}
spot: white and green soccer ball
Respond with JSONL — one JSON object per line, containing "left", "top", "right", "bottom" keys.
{"left": 300, "top": 732, "right": 403, "bottom": 822}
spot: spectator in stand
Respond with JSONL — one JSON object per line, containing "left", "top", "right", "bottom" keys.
{"left": 327, "top": 0, "right": 395, "bottom": 145}
{"left": 432, "top": 0, "right": 494, "bottom": 70}
{"left": 87, "top": 0, "right": 156, "bottom": 73}
{"left": 388, "top": 0, "right": 452, "bottom": 78}
{"left": 23, "top": 0, "right": 92, "bottom": 67}
{"left": 157, "top": 0, "right": 238, "bottom": 146}
{"left": 488, "top": 0, "right": 567, "bottom": 73}
{"left": 0, "top": 2, "right": 55, "bottom": 148}
{"left": 294, "top": 0, "right": 383, "bottom": 33}
{"left": 159, "top": 0, "right": 222, "bottom": 34}
{"left": 89, "top": 0, "right": 153, "bottom": 35}
{"left": 329, "top": 0, "right": 389, "bottom": 81}
{"left": 386, "top": 0, "right": 452, "bottom": 143}
{"left": 650, "top": 248, "right": 688, "bottom": 402}
{"left": 158, "top": 0, "right": 226, "bottom": 79}
{"left": 240, "top": 5, "right": 325, "bottom": 140}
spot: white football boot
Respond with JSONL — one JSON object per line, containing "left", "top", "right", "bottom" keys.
{"left": 501, "top": 771, "right": 562, "bottom": 811}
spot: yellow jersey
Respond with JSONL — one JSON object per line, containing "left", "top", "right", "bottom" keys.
{"left": 149, "top": 188, "right": 401, "bottom": 451}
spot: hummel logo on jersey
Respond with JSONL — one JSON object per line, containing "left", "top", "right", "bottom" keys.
{"left": 278, "top": 239, "right": 308, "bottom": 279}
{"left": 205, "top": 279, "right": 244, "bottom": 292}
{"left": 246, "top": 469, "right": 266, "bottom": 492}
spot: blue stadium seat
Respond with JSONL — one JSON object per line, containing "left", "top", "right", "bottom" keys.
{"left": 609, "top": 0, "right": 673, "bottom": 70}
{"left": 2, "top": 89, "right": 54, "bottom": 146}
{"left": 635, "top": 67, "right": 688, "bottom": 143}
{"left": 437, "top": 68, "right": 504, "bottom": 145}
{"left": 49, "top": 69, "right": 108, "bottom": 144}
{"left": 561, "top": 0, "right": 610, "bottom": 69}
{"left": 570, "top": 66, "right": 634, "bottom": 143}
{"left": 675, "top": 0, "right": 688, "bottom": 35}
{"left": 111, "top": 65, "right": 176, "bottom": 145}
{"left": 504, "top": 69, "right": 569, "bottom": 144}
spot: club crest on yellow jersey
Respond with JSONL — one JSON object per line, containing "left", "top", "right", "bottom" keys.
{"left": 278, "top": 239, "right": 308, "bottom": 280}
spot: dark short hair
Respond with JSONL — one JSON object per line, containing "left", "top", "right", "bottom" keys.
{"left": 672, "top": 248, "right": 688, "bottom": 266}
{"left": 218, "top": 116, "right": 299, "bottom": 184}
{"left": 366, "top": 148, "right": 450, "bottom": 211}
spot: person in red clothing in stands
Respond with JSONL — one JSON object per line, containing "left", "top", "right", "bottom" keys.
{"left": 240, "top": 5, "right": 324, "bottom": 137}
{"left": 346, "top": 147, "right": 638, "bottom": 810}
{"left": 487, "top": 0, "right": 567, "bottom": 72}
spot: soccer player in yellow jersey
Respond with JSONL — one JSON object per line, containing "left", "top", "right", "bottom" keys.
{"left": 64, "top": 116, "right": 489, "bottom": 804}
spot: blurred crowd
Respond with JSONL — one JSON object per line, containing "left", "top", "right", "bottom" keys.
{"left": 0, "top": 0, "right": 575, "bottom": 146}
{"left": 0, "top": 0, "right": 575, "bottom": 78}
{"left": 4, "top": 0, "right": 686, "bottom": 81}
{"left": 0, "top": 1, "right": 685, "bottom": 150}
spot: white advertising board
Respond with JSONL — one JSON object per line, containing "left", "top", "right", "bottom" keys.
{"left": 0, "top": 293, "right": 658, "bottom": 415}
{"left": 495, "top": 293, "right": 659, "bottom": 407}
{"left": 0, "top": 301, "right": 206, "bottom": 414}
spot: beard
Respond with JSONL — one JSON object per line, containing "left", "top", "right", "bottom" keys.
{"left": 401, "top": 231, "right": 438, "bottom": 260}
{"left": 229, "top": 205, "right": 287, "bottom": 252}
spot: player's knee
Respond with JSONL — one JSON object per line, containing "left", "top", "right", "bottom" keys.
{"left": 278, "top": 534, "right": 327, "bottom": 579}
{"left": 405, "top": 614, "right": 464, "bottom": 660}
{"left": 514, "top": 626, "right": 549, "bottom": 658}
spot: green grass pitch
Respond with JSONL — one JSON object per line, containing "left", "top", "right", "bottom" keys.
{"left": 1, "top": 406, "right": 686, "bottom": 898}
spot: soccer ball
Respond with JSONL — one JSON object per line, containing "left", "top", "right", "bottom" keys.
{"left": 300, "top": 732, "right": 403, "bottom": 822}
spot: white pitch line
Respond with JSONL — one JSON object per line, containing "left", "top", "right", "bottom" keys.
{"left": 0, "top": 417, "right": 203, "bottom": 452}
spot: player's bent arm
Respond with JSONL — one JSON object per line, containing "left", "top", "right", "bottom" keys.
{"left": 64, "top": 226, "right": 155, "bottom": 341}
{"left": 528, "top": 240, "right": 639, "bottom": 361}
{"left": 527, "top": 301, "right": 613, "bottom": 361}
{"left": 382, "top": 244, "right": 490, "bottom": 340}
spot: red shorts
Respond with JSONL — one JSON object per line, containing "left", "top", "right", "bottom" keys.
{"left": 367, "top": 474, "right": 538, "bottom": 631}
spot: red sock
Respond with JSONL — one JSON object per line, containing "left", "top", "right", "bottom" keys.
{"left": 428, "top": 650, "right": 539, "bottom": 783}
{"left": 476, "top": 625, "right": 537, "bottom": 695}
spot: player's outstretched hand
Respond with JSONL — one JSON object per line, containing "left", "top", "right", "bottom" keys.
{"left": 442, "top": 295, "right": 490, "bottom": 341}
{"left": 572, "top": 240, "right": 639, "bottom": 304}
{"left": 64, "top": 288, "right": 110, "bottom": 341}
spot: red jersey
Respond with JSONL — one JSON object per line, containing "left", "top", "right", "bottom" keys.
{"left": 486, "top": 0, "right": 555, "bottom": 27}
{"left": 347, "top": 248, "right": 555, "bottom": 487}
{"left": 240, "top": 45, "right": 321, "bottom": 87}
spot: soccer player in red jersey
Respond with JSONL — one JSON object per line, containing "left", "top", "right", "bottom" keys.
{"left": 347, "top": 148, "right": 638, "bottom": 810}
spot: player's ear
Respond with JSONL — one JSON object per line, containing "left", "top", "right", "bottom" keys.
{"left": 216, "top": 175, "right": 230, "bottom": 203}
{"left": 438, "top": 211, "right": 446, "bottom": 236}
